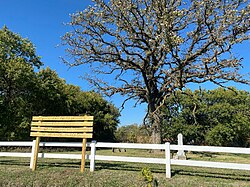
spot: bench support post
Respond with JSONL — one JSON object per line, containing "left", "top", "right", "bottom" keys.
{"left": 81, "top": 138, "right": 87, "bottom": 173}
{"left": 32, "top": 137, "right": 40, "bottom": 171}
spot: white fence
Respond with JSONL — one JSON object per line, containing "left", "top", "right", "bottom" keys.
{"left": 0, "top": 141, "right": 250, "bottom": 178}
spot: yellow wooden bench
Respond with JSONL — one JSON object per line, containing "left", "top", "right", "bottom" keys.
{"left": 30, "top": 116, "right": 93, "bottom": 173}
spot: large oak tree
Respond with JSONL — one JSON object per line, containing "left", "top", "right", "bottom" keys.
{"left": 62, "top": 0, "right": 250, "bottom": 144}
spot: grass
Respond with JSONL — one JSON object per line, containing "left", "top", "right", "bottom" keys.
{"left": 0, "top": 148, "right": 250, "bottom": 187}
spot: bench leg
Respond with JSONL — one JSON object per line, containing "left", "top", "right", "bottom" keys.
{"left": 32, "top": 137, "right": 40, "bottom": 171}
{"left": 81, "top": 138, "right": 87, "bottom": 173}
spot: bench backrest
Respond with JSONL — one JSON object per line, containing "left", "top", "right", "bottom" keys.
{"left": 30, "top": 116, "right": 93, "bottom": 139}
{"left": 30, "top": 116, "right": 94, "bottom": 173}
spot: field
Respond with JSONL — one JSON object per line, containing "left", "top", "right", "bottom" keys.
{"left": 0, "top": 149, "right": 250, "bottom": 187}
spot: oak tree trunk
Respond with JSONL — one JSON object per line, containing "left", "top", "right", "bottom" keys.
{"left": 150, "top": 111, "right": 162, "bottom": 145}
{"left": 151, "top": 123, "right": 161, "bottom": 144}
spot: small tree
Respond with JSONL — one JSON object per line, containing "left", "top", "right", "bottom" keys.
{"left": 62, "top": 0, "right": 250, "bottom": 144}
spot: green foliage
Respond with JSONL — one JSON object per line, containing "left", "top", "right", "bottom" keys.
{"left": 140, "top": 167, "right": 158, "bottom": 187}
{"left": 0, "top": 27, "right": 120, "bottom": 141}
{"left": 163, "top": 88, "right": 250, "bottom": 147}
{"left": 205, "top": 123, "right": 235, "bottom": 146}
{"left": 35, "top": 67, "right": 68, "bottom": 115}
{"left": 205, "top": 114, "right": 250, "bottom": 147}
{"left": 72, "top": 90, "right": 120, "bottom": 141}
{"left": 0, "top": 26, "right": 42, "bottom": 68}
{"left": 0, "top": 26, "right": 42, "bottom": 140}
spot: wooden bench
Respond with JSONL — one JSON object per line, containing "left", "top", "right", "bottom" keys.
{"left": 30, "top": 116, "right": 93, "bottom": 173}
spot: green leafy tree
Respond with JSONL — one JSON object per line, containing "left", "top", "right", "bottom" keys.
{"left": 163, "top": 88, "right": 250, "bottom": 147}
{"left": 35, "top": 67, "right": 68, "bottom": 116}
{"left": 0, "top": 26, "right": 42, "bottom": 140}
{"left": 62, "top": 0, "right": 250, "bottom": 144}
{"left": 204, "top": 88, "right": 250, "bottom": 146}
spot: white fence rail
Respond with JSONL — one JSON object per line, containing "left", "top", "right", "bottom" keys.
{"left": 0, "top": 141, "right": 249, "bottom": 178}
{"left": 170, "top": 145, "right": 250, "bottom": 154}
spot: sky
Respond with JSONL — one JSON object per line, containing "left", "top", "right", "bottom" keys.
{"left": 0, "top": 0, "right": 250, "bottom": 126}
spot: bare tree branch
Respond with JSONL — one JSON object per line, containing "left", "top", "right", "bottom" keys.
{"left": 62, "top": 0, "right": 250, "bottom": 143}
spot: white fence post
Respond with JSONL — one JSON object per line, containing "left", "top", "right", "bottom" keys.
{"left": 29, "top": 140, "right": 36, "bottom": 169}
{"left": 165, "top": 142, "right": 171, "bottom": 178}
{"left": 90, "top": 140, "right": 97, "bottom": 172}
{"left": 174, "top": 133, "right": 186, "bottom": 160}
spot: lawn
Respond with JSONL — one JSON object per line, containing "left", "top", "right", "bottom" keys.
{"left": 0, "top": 148, "right": 249, "bottom": 187}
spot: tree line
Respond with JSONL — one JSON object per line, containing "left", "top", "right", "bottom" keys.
{"left": 0, "top": 26, "right": 120, "bottom": 141}
{"left": 116, "top": 87, "right": 250, "bottom": 147}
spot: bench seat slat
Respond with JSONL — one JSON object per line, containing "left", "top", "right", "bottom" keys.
{"left": 31, "top": 127, "right": 93, "bottom": 133}
{"left": 30, "top": 132, "right": 93, "bottom": 138}
{"left": 32, "top": 116, "right": 93, "bottom": 121}
{"left": 31, "top": 122, "right": 93, "bottom": 127}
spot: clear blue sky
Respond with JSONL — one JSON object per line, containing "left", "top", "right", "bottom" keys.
{"left": 0, "top": 0, "right": 249, "bottom": 126}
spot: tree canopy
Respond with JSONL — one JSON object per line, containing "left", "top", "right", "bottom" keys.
{"left": 63, "top": 0, "right": 250, "bottom": 143}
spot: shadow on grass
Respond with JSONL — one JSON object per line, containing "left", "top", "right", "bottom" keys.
{"left": 0, "top": 158, "right": 164, "bottom": 173}
{"left": 1, "top": 159, "right": 249, "bottom": 182}
{"left": 0, "top": 159, "right": 30, "bottom": 166}
{"left": 94, "top": 161, "right": 165, "bottom": 174}
{"left": 38, "top": 161, "right": 161, "bottom": 173}
{"left": 172, "top": 168, "right": 250, "bottom": 181}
